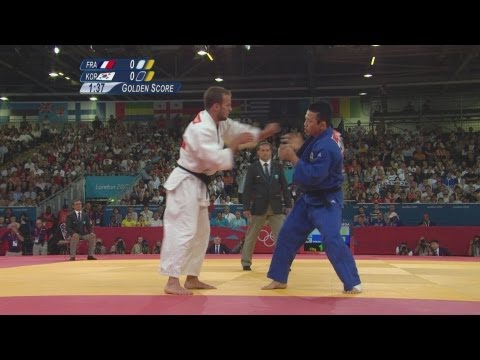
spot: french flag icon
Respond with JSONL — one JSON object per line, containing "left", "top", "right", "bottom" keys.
{"left": 100, "top": 60, "right": 116, "bottom": 69}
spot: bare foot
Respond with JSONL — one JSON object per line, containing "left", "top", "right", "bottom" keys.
{"left": 164, "top": 277, "right": 193, "bottom": 295}
{"left": 164, "top": 283, "right": 193, "bottom": 295}
{"left": 184, "top": 276, "right": 216, "bottom": 290}
{"left": 343, "top": 284, "right": 362, "bottom": 294}
{"left": 261, "top": 281, "right": 288, "bottom": 290}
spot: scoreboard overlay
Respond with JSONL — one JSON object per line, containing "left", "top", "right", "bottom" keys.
{"left": 79, "top": 59, "right": 181, "bottom": 95}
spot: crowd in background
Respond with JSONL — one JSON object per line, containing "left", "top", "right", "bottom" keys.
{"left": 1, "top": 114, "right": 480, "bottom": 257}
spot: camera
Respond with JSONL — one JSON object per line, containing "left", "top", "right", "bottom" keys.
{"left": 116, "top": 238, "right": 125, "bottom": 254}
{"left": 398, "top": 243, "right": 410, "bottom": 255}
{"left": 141, "top": 239, "right": 149, "bottom": 254}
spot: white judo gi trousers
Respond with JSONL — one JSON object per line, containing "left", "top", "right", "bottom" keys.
{"left": 159, "top": 168, "right": 210, "bottom": 277}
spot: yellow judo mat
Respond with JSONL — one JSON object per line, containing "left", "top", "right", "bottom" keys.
{"left": 1, "top": 255, "right": 480, "bottom": 302}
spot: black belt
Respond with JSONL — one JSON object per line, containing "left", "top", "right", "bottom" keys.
{"left": 305, "top": 186, "right": 342, "bottom": 207}
{"left": 178, "top": 165, "right": 212, "bottom": 186}
{"left": 305, "top": 186, "right": 342, "bottom": 197}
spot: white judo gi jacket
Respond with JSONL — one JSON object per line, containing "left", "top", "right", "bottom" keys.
{"left": 160, "top": 111, "right": 261, "bottom": 277}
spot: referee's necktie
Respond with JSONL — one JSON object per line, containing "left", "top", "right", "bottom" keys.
{"left": 264, "top": 163, "right": 270, "bottom": 178}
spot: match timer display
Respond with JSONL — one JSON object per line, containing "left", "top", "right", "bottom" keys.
{"left": 79, "top": 58, "right": 181, "bottom": 95}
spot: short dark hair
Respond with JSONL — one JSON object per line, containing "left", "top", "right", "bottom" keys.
{"left": 204, "top": 86, "right": 231, "bottom": 110}
{"left": 256, "top": 141, "right": 273, "bottom": 151}
{"left": 308, "top": 102, "right": 332, "bottom": 126}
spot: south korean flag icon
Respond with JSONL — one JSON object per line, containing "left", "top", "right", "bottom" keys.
{"left": 96, "top": 72, "right": 115, "bottom": 81}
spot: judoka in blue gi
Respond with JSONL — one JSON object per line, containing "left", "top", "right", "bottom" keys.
{"left": 262, "top": 102, "right": 362, "bottom": 294}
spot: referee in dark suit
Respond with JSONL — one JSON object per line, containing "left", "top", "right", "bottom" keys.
{"left": 65, "top": 199, "right": 97, "bottom": 261}
{"left": 241, "top": 142, "right": 292, "bottom": 270}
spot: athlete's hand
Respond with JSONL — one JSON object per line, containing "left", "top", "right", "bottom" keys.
{"left": 229, "top": 132, "right": 255, "bottom": 153}
{"left": 260, "top": 122, "right": 281, "bottom": 140}
{"left": 278, "top": 144, "right": 296, "bottom": 162}
{"left": 281, "top": 132, "right": 304, "bottom": 151}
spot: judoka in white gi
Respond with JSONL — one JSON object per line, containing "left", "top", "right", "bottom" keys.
{"left": 160, "top": 86, "right": 280, "bottom": 295}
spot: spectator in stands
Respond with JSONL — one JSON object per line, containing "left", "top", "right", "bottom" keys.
{"left": 83, "top": 202, "right": 92, "bottom": 216}
{"left": 126, "top": 207, "right": 137, "bottom": 221}
{"left": 414, "top": 237, "right": 432, "bottom": 256}
{"left": 383, "top": 204, "right": 395, "bottom": 222}
{"left": 107, "top": 114, "right": 116, "bottom": 129}
{"left": 112, "top": 207, "right": 123, "bottom": 224}
{"left": 151, "top": 189, "right": 164, "bottom": 205}
{"left": 41, "top": 205, "right": 56, "bottom": 231}
{"left": 354, "top": 120, "right": 365, "bottom": 138}
{"left": 386, "top": 212, "right": 402, "bottom": 226}
{"left": 121, "top": 212, "right": 137, "bottom": 227}
{"left": 429, "top": 240, "right": 451, "bottom": 256}
{"left": 223, "top": 171, "right": 234, "bottom": 196}
{"left": 375, "top": 118, "right": 385, "bottom": 137}
{"left": 57, "top": 204, "right": 69, "bottom": 225}
{"left": 371, "top": 213, "right": 386, "bottom": 227}
{"left": 92, "top": 115, "right": 102, "bottom": 130}
{"left": 149, "top": 212, "right": 163, "bottom": 227}
{"left": 396, "top": 241, "right": 413, "bottom": 256}
{"left": 369, "top": 192, "right": 383, "bottom": 203}
{"left": 353, "top": 214, "right": 368, "bottom": 227}
{"left": 419, "top": 212, "right": 436, "bottom": 226}
{"left": 208, "top": 194, "right": 216, "bottom": 214}
{"left": 468, "top": 235, "right": 480, "bottom": 257}
{"left": 210, "top": 212, "right": 229, "bottom": 227}
{"left": 0, "top": 143, "right": 7, "bottom": 164}
{"left": 354, "top": 206, "right": 369, "bottom": 224}
{"left": 140, "top": 205, "right": 153, "bottom": 223}
{"left": 229, "top": 210, "right": 247, "bottom": 228}
{"left": 207, "top": 236, "right": 231, "bottom": 254}
{"left": 369, "top": 202, "right": 382, "bottom": 223}
{"left": 109, "top": 214, "right": 121, "bottom": 227}
{"left": 136, "top": 214, "right": 149, "bottom": 227}
{"left": 222, "top": 206, "right": 236, "bottom": 223}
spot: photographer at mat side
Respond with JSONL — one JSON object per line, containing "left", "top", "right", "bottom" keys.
{"left": 468, "top": 235, "right": 480, "bottom": 257}
{"left": 395, "top": 241, "right": 413, "bottom": 256}
{"left": 414, "top": 236, "right": 432, "bottom": 256}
